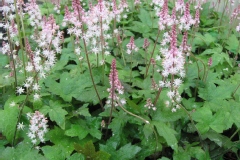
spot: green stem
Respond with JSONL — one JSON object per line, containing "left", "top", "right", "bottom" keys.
{"left": 174, "top": 100, "right": 205, "bottom": 150}
{"left": 153, "top": 77, "right": 166, "bottom": 106}
{"left": 14, "top": 0, "right": 27, "bottom": 78}
{"left": 145, "top": 29, "right": 161, "bottom": 78}
{"left": 77, "top": 9, "right": 104, "bottom": 111}
{"left": 83, "top": 39, "right": 104, "bottom": 111}
{"left": 232, "top": 83, "right": 240, "bottom": 98}
{"left": 130, "top": 52, "right": 133, "bottom": 82}
{"left": 118, "top": 101, "right": 149, "bottom": 124}
{"left": 218, "top": 0, "right": 229, "bottom": 33}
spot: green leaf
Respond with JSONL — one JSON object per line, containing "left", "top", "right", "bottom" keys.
{"left": 40, "top": 101, "right": 68, "bottom": 129}
{"left": 210, "top": 109, "right": 233, "bottom": 133}
{"left": 1, "top": 142, "right": 46, "bottom": 160}
{"left": 46, "top": 127, "right": 77, "bottom": 154}
{"left": 117, "top": 143, "right": 141, "bottom": 160}
{"left": 152, "top": 121, "right": 178, "bottom": 151}
{"left": 86, "top": 117, "right": 102, "bottom": 140}
{"left": 67, "top": 153, "right": 85, "bottom": 160}
{"left": 192, "top": 107, "right": 213, "bottom": 134}
{"left": 74, "top": 141, "right": 110, "bottom": 160}
{"left": 77, "top": 104, "right": 91, "bottom": 117}
{"left": 225, "top": 34, "right": 239, "bottom": 54}
{"left": 65, "top": 124, "right": 89, "bottom": 140}
{"left": 143, "top": 123, "right": 153, "bottom": 139}
{"left": 203, "top": 130, "right": 233, "bottom": 148}
{"left": 204, "top": 33, "right": 216, "bottom": 46}
{"left": 128, "top": 21, "right": 151, "bottom": 33}
{"left": 42, "top": 145, "right": 70, "bottom": 160}
{"left": 198, "top": 83, "right": 233, "bottom": 102}
{"left": 138, "top": 8, "right": 153, "bottom": 27}
{"left": 0, "top": 106, "right": 19, "bottom": 143}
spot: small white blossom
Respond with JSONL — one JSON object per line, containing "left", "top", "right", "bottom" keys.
{"left": 17, "top": 122, "right": 25, "bottom": 130}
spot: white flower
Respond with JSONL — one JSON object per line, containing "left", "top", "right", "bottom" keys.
{"left": 26, "top": 76, "right": 34, "bottom": 83}
{"left": 173, "top": 78, "right": 182, "bottom": 87}
{"left": 120, "top": 99, "right": 126, "bottom": 105}
{"left": 16, "top": 87, "right": 24, "bottom": 95}
{"left": 17, "top": 122, "right": 25, "bottom": 130}
{"left": 171, "top": 108, "right": 177, "bottom": 112}
{"left": 33, "top": 83, "right": 40, "bottom": 91}
{"left": 10, "top": 101, "right": 16, "bottom": 107}
{"left": 33, "top": 93, "right": 40, "bottom": 101}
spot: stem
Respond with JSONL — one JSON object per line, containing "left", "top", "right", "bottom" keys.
{"left": 14, "top": 0, "right": 27, "bottom": 78}
{"left": 6, "top": 29, "right": 18, "bottom": 88}
{"left": 105, "top": 68, "right": 116, "bottom": 138}
{"left": 77, "top": 9, "right": 104, "bottom": 111}
{"left": 130, "top": 52, "right": 133, "bottom": 82}
{"left": 145, "top": 29, "right": 161, "bottom": 78}
{"left": 83, "top": 39, "right": 104, "bottom": 111}
{"left": 190, "top": 53, "right": 207, "bottom": 81}
{"left": 174, "top": 100, "right": 205, "bottom": 150}
{"left": 118, "top": 101, "right": 150, "bottom": 124}
{"left": 12, "top": 93, "right": 30, "bottom": 146}
{"left": 218, "top": 0, "right": 229, "bottom": 33}
{"left": 12, "top": 72, "right": 40, "bottom": 146}
{"left": 232, "top": 83, "right": 240, "bottom": 98}
{"left": 230, "top": 128, "right": 240, "bottom": 140}
{"left": 153, "top": 77, "right": 166, "bottom": 106}
{"left": 99, "top": 15, "right": 105, "bottom": 85}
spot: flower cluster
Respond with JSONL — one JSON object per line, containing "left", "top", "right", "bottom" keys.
{"left": 231, "top": 5, "right": 240, "bottom": 32}
{"left": 63, "top": 0, "right": 129, "bottom": 65}
{"left": 24, "top": 0, "right": 42, "bottom": 27}
{"left": 106, "top": 59, "right": 125, "bottom": 107}
{"left": 144, "top": 98, "right": 156, "bottom": 111}
{"left": 27, "top": 111, "right": 48, "bottom": 145}
{"left": 126, "top": 36, "right": 138, "bottom": 54}
{"left": 150, "top": 1, "right": 202, "bottom": 112}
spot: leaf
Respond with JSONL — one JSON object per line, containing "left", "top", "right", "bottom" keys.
{"left": 192, "top": 107, "right": 213, "bottom": 134}
{"left": 198, "top": 83, "right": 233, "bottom": 102}
{"left": 203, "top": 130, "right": 233, "bottom": 148}
{"left": 67, "top": 153, "right": 85, "bottom": 160}
{"left": 143, "top": 123, "right": 153, "bottom": 139}
{"left": 211, "top": 52, "right": 233, "bottom": 68}
{"left": 0, "top": 106, "right": 19, "bottom": 143}
{"left": 86, "top": 117, "right": 102, "bottom": 140}
{"left": 40, "top": 101, "right": 68, "bottom": 129}
{"left": 117, "top": 143, "right": 141, "bottom": 160}
{"left": 74, "top": 141, "right": 110, "bottom": 160}
{"left": 203, "top": 33, "right": 216, "bottom": 46}
{"left": 225, "top": 34, "right": 239, "bottom": 54}
{"left": 210, "top": 109, "right": 233, "bottom": 133}
{"left": 152, "top": 121, "right": 178, "bottom": 151}
{"left": 42, "top": 145, "right": 70, "bottom": 160}
{"left": 77, "top": 103, "right": 91, "bottom": 117}
{"left": 74, "top": 85, "right": 108, "bottom": 105}
{"left": 45, "top": 68, "right": 101, "bottom": 102}
{"left": 138, "top": 8, "right": 152, "bottom": 27}
{"left": 46, "top": 127, "right": 77, "bottom": 154}
{"left": 65, "top": 124, "right": 89, "bottom": 140}
{"left": 128, "top": 21, "right": 151, "bottom": 33}
{"left": 1, "top": 142, "right": 46, "bottom": 160}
